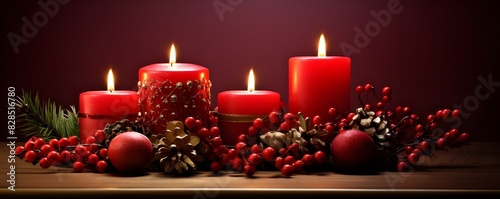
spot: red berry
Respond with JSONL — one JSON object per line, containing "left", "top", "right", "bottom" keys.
{"left": 376, "top": 102, "right": 384, "bottom": 110}
{"left": 47, "top": 151, "right": 60, "bottom": 163}
{"left": 404, "top": 145, "right": 414, "bottom": 155}
{"left": 408, "top": 153, "right": 420, "bottom": 165}
{"left": 395, "top": 106, "right": 403, "bottom": 116}
{"left": 364, "top": 84, "right": 373, "bottom": 92}
{"left": 40, "top": 144, "right": 52, "bottom": 156}
{"left": 328, "top": 107, "right": 336, "bottom": 116}
{"left": 314, "top": 151, "right": 326, "bottom": 164}
{"left": 284, "top": 155, "right": 295, "bottom": 165}
{"left": 312, "top": 115, "right": 322, "bottom": 125}
{"left": 347, "top": 112, "right": 356, "bottom": 122}
{"left": 382, "top": 86, "right": 392, "bottom": 96}
{"left": 34, "top": 138, "right": 45, "bottom": 149}
{"left": 269, "top": 111, "right": 280, "bottom": 124}
{"left": 24, "top": 150, "right": 36, "bottom": 163}
{"left": 412, "top": 148, "right": 423, "bottom": 156}
{"left": 235, "top": 142, "right": 247, "bottom": 154}
{"left": 418, "top": 141, "right": 433, "bottom": 156}
{"left": 244, "top": 164, "right": 256, "bottom": 177}
{"left": 58, "top": 138, "right": 70, "bottom": 149}
{"left": 415, "top": 124, "right": 424, "bottom": 132}
{"left": 403, "top": 107, "right": 411, "bottom": 115}
{"left": 248, "top": 153, "right": 262, "bottom": 165}
{"left": 382, "top": 95, "right": 391, "bottom": 103}
{"left": 232, "top": 157, "right": 244, "bottom": 170}
{"left": 199, "top": 128, "right": 210, "bottom": 139}
{"left": 94, "top": 130, "right": 106, "bottom": 143}
{"left": 96, "top": 160, "right": 108, "bottom": 173}
{"left": 68, "top": 136, "right": 79, "bottom": 145}
{"left": 237, "top": 134, "right": 248, "bottom": 142}
{"left": 442, "top": 109, "right": 451, "bottom": 119}
{"left": 185, "top": 117, "right": 196, "bottom": 129}
{"left": 449, "top": 129, "right": 460, "bottom": 140}
{"left": 451, "top": 109, "right": 461, "bottom": 118}
{"left": 427, "top": 114, "right": 435, "bottom": 123}
{"left": 87, "top": 143, "right": 99, "bottom": 153}
{"left": 253, "top": 118, "right": 264, "bottom": 129}
{"left": 74, "top": 145, "right": 86, "bottom": 156}
{"left": 39, "top": 157, "right": 51, "bottom": 169}
{"left": 325, "top": 125, "right": 334, "bottom": 134}
{"left": 278, "top": 148, "right": 287, "bottom": 156}
{"left": 210, "top": 127, "right": 221, "bottom": 137}
{"left": 227, "top": 149, "right": 237, "bottom": 159}
{"left": 281, "top": 164, "right": 294, "bottom": 177}
{"left": 397, "top": 161, "right": 412, "bottom": 172}
{"left": 279, "top": 122, "right": 290, "bottom": 131}
{"left": 211, "top": 137, "right": 223, "bottom": 148}
{"left": 435, "top": 110, "right": 443, "bottom": 119}
{"left": 48, "top": 139, "right": 59, "bottom": 149}
{"left": 220, "top": 154, "right": 230, "bottom": 165}
{"left": 248, "top": 126, "right": 258, "bottom": 137}
{"left": 429, "top": 122, "right": 438, "bottom": 131}
{"left": 262, "top": 147, "right": 276, "bottom": 161}
{"left": 210, "top": 161, "right": 221, "bottom": 173}
{"left": 355, "top": 85, "right": 364, "bottom": 94}
{"left": 458, "top": 132, "right": 469, "bottom": 144}
{"left": 364, "top": 103, "right": 371, "bottom": 111}
{"left": 15, "top": 146, "right": 24, "bottom": 155}
{"left": 289, "top": 143, "right": 299, "bottom": 154}
{"left": 284, "top": 113, "right": 296, "bottom": 125}
{"left": 24, "top": 141, "right": 35, "bottom": 151}
{"left": 214, "top": 145, "right": 228, "bottom": 156}
{"left": 436, "top": 138, "right": 447, "bottom": 149}
{"left": 99, "top": 148, "right": 108, "bottom": 159}
{"left": 87, "top": 154, "right": 99, "bottom": 165}
{"left": 73, "top": 161, "right": 85, "bottom": 172}
{"left": 302, "top": 154, "right": 313, "bottom": 166}
{"left": 60, "top": 150, "right": 71, "bottom": 163}
{"left": 195, "top": 119, "right": 203, "bottom": 129}
{"left": 275, "top": 157, "right": 285, "bottom": 169}
{"left": 293, "top": 160, "right": 304, "bottom": 172}
{"left": 250, "top": 144, "right": 262, "bottom": 154}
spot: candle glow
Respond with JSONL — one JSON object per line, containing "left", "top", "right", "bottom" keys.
{"left": 318, "top": 34, "right": 326, "bottom": 57}
{"left": 107, "top": 69, "right": 114, "bottom": 92}
{"left": 169, "top": 44, "right": 176, "bottom": 66}
{"left": 247, "top": 69, "right": 255, "bottom": 92}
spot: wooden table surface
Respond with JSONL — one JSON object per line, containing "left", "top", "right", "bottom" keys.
{"left": 1, "top": 141, "right": 500, "bottom": 198}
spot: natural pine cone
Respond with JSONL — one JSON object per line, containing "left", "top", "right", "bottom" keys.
{"left": 349, "top": 107, "right": 393, "bottom": 147}
{"left": 103, "top": 119, "right": 147, "bottom": 147}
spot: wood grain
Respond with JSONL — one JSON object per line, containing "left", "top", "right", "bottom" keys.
{"left": 1, "top": 142, "right": 499, "bottom": 198}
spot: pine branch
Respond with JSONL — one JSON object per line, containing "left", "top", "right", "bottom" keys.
{"left": 15, "top": 91, "right": 79, "bottom": 140}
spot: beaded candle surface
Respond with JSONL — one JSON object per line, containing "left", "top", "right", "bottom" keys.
{"left": 137, "top": 45, "right": 211, "bottom": 134}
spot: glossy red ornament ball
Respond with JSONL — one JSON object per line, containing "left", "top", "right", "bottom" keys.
{"left": 108, "top": 132, "right": 153, "bottom": 173}
{"left": 331, "top": 129, "right": 376, "bottom": 171}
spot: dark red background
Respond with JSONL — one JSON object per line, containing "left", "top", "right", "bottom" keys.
{"left": 1, "top": 0, "right": 499, "bottom": 141}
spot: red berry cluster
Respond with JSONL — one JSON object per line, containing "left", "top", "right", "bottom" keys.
{"left": 15, "top": 130, "right": 110, "bottom": 173}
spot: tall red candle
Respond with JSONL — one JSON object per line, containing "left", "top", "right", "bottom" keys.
{"left": 218, "top": 69, "right": 281, "bottom": 145}
{"left": 138, "top": 45, "right": 211, "bottom": 134}
{"left": 79, "top": 69, "right": 139, "bottom": 141}
{"left": 289, "top": 34, "right": 351, "bottom": 122}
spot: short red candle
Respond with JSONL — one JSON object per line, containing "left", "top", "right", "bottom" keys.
{"left": 217, "top": 69, "right": 281, "bottom": 145}
{"left": 289, "top": 35, "right": 351, "bottom": 122}
{"left": 79, "top": 70, "right": 139, "bottom": 141}
{"left": 138, "top": 45, "right": 211, "bottom": 134}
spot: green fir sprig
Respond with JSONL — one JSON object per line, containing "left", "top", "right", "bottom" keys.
{"left": 15, "top": 91, "right": 79, "bottom": 140}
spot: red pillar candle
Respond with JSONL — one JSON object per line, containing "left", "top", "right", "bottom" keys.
{"left": 138, "top": 44, "right": 211, "bottom": 134}
{"left": 289, "top": 34, "right": 351, "bottom": 122}
{"left": 218, "top": 69, "right": 281, "bottom": 145}
{"left": 79, "top": 69, "right": 139, "bottom": 141}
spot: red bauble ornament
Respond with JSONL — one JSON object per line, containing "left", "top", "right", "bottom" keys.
{"left": 108, "top": 132, "right": 153, "bottom": 173}
{"left": 331, "top": 129, "right": 377, "bottom": 171}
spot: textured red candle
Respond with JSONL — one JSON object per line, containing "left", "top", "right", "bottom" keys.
{"left": 218, "top": 69, "right": 281, "bottom": 145}
{"left": 289, "top": 35, "right": 351, "bottom": 122}
{"left": 79, "top": 70, "right": 139, "bottom": 141}
{"left": 138, "top": 45, "right": 211, "bottom": 134}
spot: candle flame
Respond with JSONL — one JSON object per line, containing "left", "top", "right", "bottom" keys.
{"left": 248, "top": 69, "right": 255, "bottom": 92}
{"left": 318, "top": 34, "right": 326, "bottom": 57}
{"left": 169, "top": 44, "right": 176, "bottom": 66}
{"left": 107, "top": 69, "right": 115, "bottom": 92}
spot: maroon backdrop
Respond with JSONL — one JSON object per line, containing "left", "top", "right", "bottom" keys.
{"left": 2, "top": 0, "right": 499, "bottom": 142}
